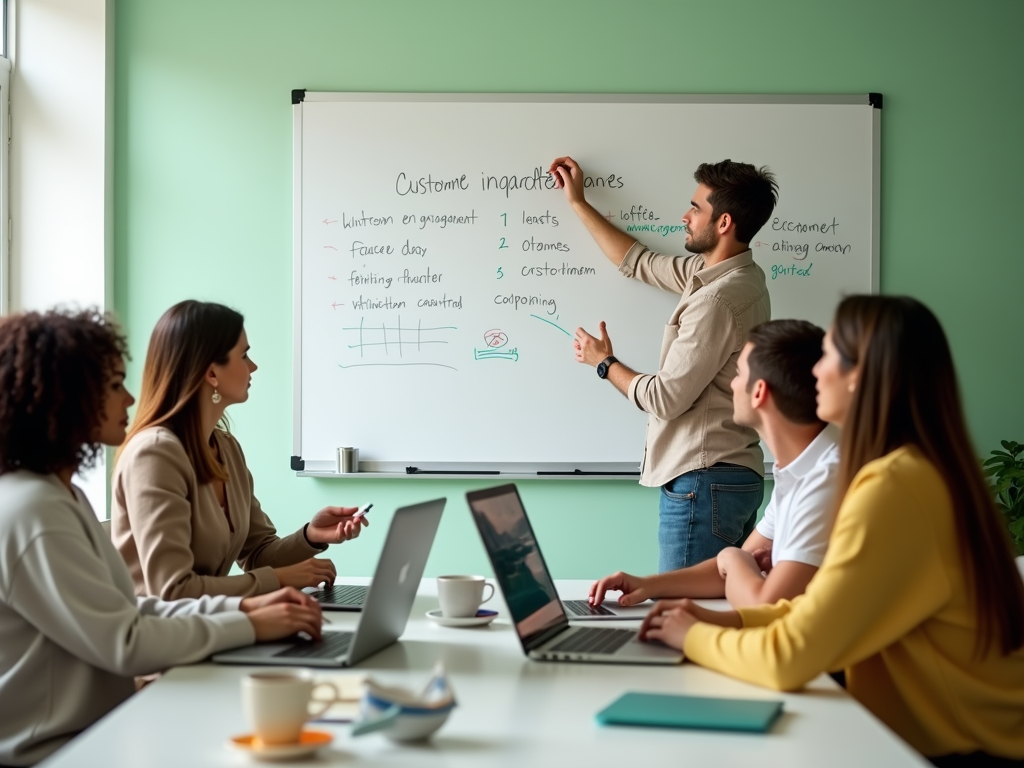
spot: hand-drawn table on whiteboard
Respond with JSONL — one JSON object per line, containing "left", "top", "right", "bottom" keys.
{"left": 291, "top": 93, "right": 880, "bottom": 477}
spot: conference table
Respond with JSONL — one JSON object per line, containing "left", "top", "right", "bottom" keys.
{"left": 40, "top": 579, "right": 929, "bottom": 768}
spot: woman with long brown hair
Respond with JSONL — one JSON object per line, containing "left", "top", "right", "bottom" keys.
{"left": 640, "top": 296, "right": 1024, "bottom": 765}
{"left": 112, "top": 300, "right": 367, "bottom": 600}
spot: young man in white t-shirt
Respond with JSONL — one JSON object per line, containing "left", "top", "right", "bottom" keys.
{"left": 589, "top": 319, "right": 840, "bottom": 609}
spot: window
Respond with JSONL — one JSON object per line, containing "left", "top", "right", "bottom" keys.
{"left": 0, "top": 0, "right": 8, "bottom": 314}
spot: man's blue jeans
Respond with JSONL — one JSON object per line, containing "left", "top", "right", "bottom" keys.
{"left": 658, "top": 464, "right": 765, "bottom": 572}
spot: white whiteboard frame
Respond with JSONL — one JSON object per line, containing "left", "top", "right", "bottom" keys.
{"left": 291, "top": 92, "right": 881, "bottom": 477}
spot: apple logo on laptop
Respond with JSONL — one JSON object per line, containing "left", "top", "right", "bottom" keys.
{"left": 398, "top": 562, "right": 410, "bottom": 584}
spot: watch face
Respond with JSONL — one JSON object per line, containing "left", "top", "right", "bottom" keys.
{"left": 597, "top": 362, "right": 609, "bottom": 378}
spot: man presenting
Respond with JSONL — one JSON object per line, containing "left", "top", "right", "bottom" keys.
{"left": 549, "top": 157, "right": 778, "bottom": 570}
{"left": 588, "top": 319, "right": 840, "bottom": 608}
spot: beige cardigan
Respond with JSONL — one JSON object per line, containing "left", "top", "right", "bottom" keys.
{"left": 111, "top": 426, "right": 323, "bottom": 599}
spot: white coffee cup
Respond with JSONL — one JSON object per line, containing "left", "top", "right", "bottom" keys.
{"left": 241, "top": 670, "right": 342, "bottom": 746}
{"left": 436, "top": 575, "right": 495, "bottom": 618}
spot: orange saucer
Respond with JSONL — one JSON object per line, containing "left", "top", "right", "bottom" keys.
{"left": 227, "top": 729, "right": 333, "bottom": 761}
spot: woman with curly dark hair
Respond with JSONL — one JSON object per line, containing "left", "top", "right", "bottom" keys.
{"left": 0, "top": 309, "right": 324, "bottom": 767}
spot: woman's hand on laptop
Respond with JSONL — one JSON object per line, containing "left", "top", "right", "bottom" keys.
{"left": 240, "top": 586, "right": 318, "bottom": 613}
{"left": 241, "top": 587, "right": 325, "bottom": 642}
{"left": 273, "top": 557, "right": 337, "bottom": 589}
{"left": 589, "top": 571, "right": 652, "bottom": 606}
{"left": 306, "top": 505, "right": 370, "bottom": 545}
{"left": 639, "top": 598, "right": 742, "bottom": 649}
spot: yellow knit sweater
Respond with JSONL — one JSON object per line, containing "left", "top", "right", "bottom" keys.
{"left": 684, "top": 446, "right": 1024, "bottom": 758}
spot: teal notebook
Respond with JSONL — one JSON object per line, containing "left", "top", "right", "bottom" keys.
{"left": 596, "top": 692, "right": 783, "bottom": 733}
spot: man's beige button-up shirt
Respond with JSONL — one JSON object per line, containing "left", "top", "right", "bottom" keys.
{"left": 618, "top": 242, "right": 770, "bottom": 487}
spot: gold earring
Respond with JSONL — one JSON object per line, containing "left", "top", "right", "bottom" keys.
{"left": 212, "top": 388, "right": 222, "bottom": 404}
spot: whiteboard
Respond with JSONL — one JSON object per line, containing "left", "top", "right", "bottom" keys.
{"left": 292, "top": 93, "right": 879, "bottom": 474}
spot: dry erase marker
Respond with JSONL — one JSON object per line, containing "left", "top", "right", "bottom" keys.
{"left": 353, "top": 503, "right": 373, "bottom": 519}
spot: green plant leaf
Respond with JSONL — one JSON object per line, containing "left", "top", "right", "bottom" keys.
{"left": 987, "top": 439, "right": 1024, "bottom": 551}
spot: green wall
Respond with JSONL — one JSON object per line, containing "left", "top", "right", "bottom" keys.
{"left": 113, "top": 0, "right": 1024, "bottom": 578}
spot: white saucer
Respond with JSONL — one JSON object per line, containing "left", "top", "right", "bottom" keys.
{"left": 426, "top": 608, "right": 498, "bottom": 628}
{"left": 227, "top": 729, "right": 332, "bottom": 761}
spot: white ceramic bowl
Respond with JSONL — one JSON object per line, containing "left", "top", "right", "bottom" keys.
{"left": 358, "top": 693, "right": 454, "bottom": 742}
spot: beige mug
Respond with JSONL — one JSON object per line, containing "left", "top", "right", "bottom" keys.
{"left": 241, "top": 670, "right": 342, "bottom": 745}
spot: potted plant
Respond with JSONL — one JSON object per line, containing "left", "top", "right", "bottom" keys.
{"left": 983, "top": 440, "right": 1024, "bottom": 556}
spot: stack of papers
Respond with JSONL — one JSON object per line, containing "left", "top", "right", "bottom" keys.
{"left": 311, "top": 673, "right": 367, "bottom": 722}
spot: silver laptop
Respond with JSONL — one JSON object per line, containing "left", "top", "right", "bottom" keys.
{"left": 466, "top": 485, "right": 682, "bottom": 665}
{"left": 212, "top": 498, "right": 445, "bottom": 667}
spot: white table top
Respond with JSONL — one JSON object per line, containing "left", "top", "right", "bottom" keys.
{"left": 40, "top": 580, "right": 928, "bottom": 768}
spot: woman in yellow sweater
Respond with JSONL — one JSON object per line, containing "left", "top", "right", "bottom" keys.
{"left": 641, "top": 295, "right": 1024, "bottom": 766}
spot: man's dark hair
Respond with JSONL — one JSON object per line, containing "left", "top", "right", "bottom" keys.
{"left": 0, "top": 308, "right": 128, "bottom": 476}
{"left": 694, "top": 160, "right": 779, "bottom": 244}
{"left": 746, "top": 319, "right": 824, "bottom": 425}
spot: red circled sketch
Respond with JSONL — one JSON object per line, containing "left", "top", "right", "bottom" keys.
{"left": 483, "top": 329, "right": 508, "bottom": 348}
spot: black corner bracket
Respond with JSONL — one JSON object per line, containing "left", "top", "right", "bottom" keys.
{"left": 290, "top": 455, "right": 305, "bottom": 471}
{"left": 291, "top": 89, "right": 307, "bottom": 105}
{"left": 869, "top": 93, "right": 883, "bottom": 110}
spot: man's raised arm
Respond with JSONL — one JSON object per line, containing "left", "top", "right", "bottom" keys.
{"left": 549, "top": 156, "right": 636, "bottom": 266}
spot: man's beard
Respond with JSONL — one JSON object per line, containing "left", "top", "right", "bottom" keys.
{"left": 684, "top": 222, "right": 719, "bottom": 254}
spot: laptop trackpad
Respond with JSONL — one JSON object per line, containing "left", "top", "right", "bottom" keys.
{"left": 619, "top": 638, "right": 684, "bottom": 660}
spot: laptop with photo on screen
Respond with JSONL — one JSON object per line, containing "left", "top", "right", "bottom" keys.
{"left": 466, "top": 485, "right": 682, "bottom": 665}
{"left": 468, "top": 485, "right": 649, "bottom": 621}
{"left": 212, "top": 498, "right": 445, "bottom": 668}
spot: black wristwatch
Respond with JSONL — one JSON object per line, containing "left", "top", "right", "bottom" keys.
{"left": 596, "top": 356, "right": 619, "bottom": 379}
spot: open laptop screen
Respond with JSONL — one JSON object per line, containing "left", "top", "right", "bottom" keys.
{"left": 467, "top": 485, "right": 566, "bottom": 646}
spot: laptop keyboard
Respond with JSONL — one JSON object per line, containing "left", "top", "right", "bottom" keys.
{"left": 273, "top": 632, "right": 354, "bottom": 660}
{"left": 308, "top": 584, "right": 368, "bottom": 606}
{"left": 563, "top": 599, "right": 615, "bottom": 617}
{"left": 548, "top": 627, "right": 635, "bottom": 655}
